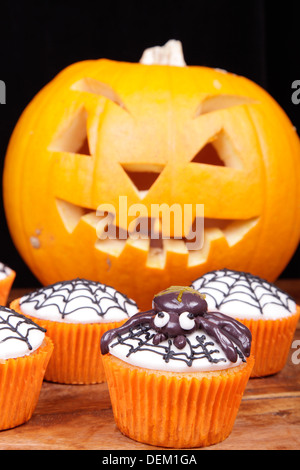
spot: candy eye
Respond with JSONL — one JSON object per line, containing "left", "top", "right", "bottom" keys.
{"left": 179, "top": 311, "right": 196, "bottom": 330}
{"left": 153, "top": 311, "right": 170, "bottom": 328}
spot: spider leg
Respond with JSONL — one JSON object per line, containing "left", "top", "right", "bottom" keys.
{"left": 100, "top": 310, "right": 155, "bottom": 354}
{"left": 205, "top": 312, "right": 252, "bottom": 357}
{"left": 198, "top": 317, "right": 238, "bottom": 363}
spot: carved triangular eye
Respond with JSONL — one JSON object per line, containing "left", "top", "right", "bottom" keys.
{"left": 121, "top": 163, "right": 165, "bottom": 199}
{"left": 191, "top": 142, "right": 225, "bottom": 167}
{"left": 190, "top": 130, "right": 242, "bottom": 170}
{"left": 77, "top": 135, "right": 91, "bottom": 155}
{"left": 48, "top": 106, "right": 92, "bottom": 156}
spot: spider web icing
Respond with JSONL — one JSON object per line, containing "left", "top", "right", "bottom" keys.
{"left": 108, "top": 323, "right": 246, "bottom": 372}
{"left": 19, "top": 278, "right": 139, "bottom": 323}
{"left": 191, "top": 269, "right": 296, "bottom": 319}
{"left": 0, "top": 305, "right": 45, "bottom": 359}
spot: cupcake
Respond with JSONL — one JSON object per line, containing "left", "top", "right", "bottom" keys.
{"left": 191, "top": 269, "right": 300, "bottom": 377}
{"left": 10, "top": 278, "right": 139, "bottom": 384}
{"left": 0, "top": 262, "right": 16, "bottom": 306}
{"left": 0, "top": 305, "right": 53, "bottom": 430}
{"left": 101, "top": 286, "right": 254, "bottom": 448}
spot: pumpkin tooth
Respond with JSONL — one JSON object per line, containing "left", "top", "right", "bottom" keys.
{"left": 146, "top": 243, "right": 166, "bottom": 269}
{"left": 164, "top": 240, "right": 189, "bottom": 271}
{"left": 55, "top": 198, "right": 88, "bottom": 233}
{"left": 164, "top": 239, "right": 188, "bottom": 255}
{"left": 80, "top": 211, "right": 100, "bottom": 228}
{"left": 94, "top": 238, "right": 126, "bottom": 257}
{"left": 188, "top": 228, "right": 225, "bottom": 267}
{"left": 222, "top": 217, "right": 259, "bottom": 247}
{"left": 125, "top": 238, "right": 150, "bottom": 251}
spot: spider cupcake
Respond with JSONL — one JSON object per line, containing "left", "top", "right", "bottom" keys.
{"left": 101, "top": 286, "right": 254, "bottom": 448}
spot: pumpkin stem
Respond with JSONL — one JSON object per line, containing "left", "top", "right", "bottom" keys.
{"left": 139, "top": 40, "right": 186, "bottom": 66}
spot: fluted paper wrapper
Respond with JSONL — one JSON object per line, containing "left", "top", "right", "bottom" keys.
{"left": 237, "top": 307, "right": 299, "bottom": 377}
{"left": 0, "top": 336, "right": 53, "bottom": 431}
{"left": 11, "top": 298, "right": 127, "bottom": 384}
{"left": 102, "top": 353, "right": 254, "bottom": 448}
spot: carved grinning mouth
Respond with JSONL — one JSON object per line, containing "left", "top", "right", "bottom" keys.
{"left": 55, "top": 196, "right": 259, "bottom": 269}
{"left": 49, "top": 77, "right": 260, "bottom": 269}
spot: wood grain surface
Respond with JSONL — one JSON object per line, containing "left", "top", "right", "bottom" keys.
{"left": 1, "top": 280, "right": 300, "bottom": 450}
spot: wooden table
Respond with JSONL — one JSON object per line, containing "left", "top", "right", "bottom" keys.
{"left": 1, "top": 281, "right": 300, "bottom": 450}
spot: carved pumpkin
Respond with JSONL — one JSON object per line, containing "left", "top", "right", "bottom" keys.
{"left": 3, "top": 41, "right": 300, "bottom": 310}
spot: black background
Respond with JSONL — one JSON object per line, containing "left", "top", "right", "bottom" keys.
{"left": 0, "top": 0, "right": 299, "bottom": 287}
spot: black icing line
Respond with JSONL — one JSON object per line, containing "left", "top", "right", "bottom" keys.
{"left": 192, "top": 269, "right": 295, "bottom": 314}
{"left": 0, "top": 306, "right": 46, "bottom": 351}
{"left": 20, "top": 278, "right": 137, "bottom": 319}
{"left": 109, "top": 324, "right": 228, "bottom": 368}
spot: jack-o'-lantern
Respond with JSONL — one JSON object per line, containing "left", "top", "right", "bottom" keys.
{"left": 3, "top": 41, "right": 300, "bottom": 310}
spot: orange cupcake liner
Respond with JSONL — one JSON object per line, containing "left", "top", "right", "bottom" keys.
{"left": 0, "top": 335, "right": 53, "bottom": 431}
{"left": 102, "top": 353, "right": 254, "bottom": 448}
{"left": 11, "top": 298, "right": 127, "bottom": 384}
{"left": 0, "top": 269, "right": 16, "bottom": 306}
{"left": 237, "top": 306, "right": 300, "bottom": 378}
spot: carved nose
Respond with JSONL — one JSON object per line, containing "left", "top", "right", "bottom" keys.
{"left": 120, "top": 163, "right": 165, "bottom": 200}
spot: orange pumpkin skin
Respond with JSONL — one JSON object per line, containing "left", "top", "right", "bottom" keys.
{"left": 3, "top": 58, "right": 300, "bottom": 310}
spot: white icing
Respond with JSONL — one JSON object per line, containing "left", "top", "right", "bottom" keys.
{"left": 191, "top": 269, "right": 297, "bottom": 320}
{"left": 0, "top": 306, "right": 45, "bottom": 360}
{"left": 19, "top": 278, "right": 139, "bottom": 324}
{"left": 108, "top": 324, "right": 245, "bottom": 372}
{"left": 0, "top": 262, "right": 11, "bottom": 281}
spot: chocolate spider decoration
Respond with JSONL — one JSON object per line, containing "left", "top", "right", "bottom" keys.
{"left": 101, "top": 286, "right": 252, "bottom": 363}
